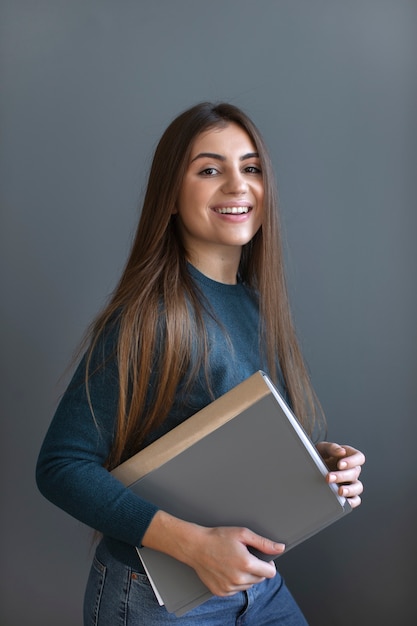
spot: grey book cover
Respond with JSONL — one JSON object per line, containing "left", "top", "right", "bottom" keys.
{"left": 113, "top": 371, "right": 351, "bottom": 616}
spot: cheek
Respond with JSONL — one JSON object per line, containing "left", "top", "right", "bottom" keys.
{"left": 176, "top": 181, "right": 200, "bottom": 214}
{"left": 251, "top": 179, "right": 264, "bottom": 211}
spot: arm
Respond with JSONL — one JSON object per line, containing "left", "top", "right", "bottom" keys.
{"left": 316, "top": 442, "right": 365, "bottom": 508}
{"left": 36, "top": 334, "right": 159, "bottom": 546}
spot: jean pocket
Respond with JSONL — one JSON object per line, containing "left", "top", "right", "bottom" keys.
{"left": 83, "top": 556, "right": 107, "bottom": 626}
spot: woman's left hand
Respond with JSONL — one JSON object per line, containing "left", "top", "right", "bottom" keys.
{"left": 316, "top": 442, "right": 365, "bottom": 509}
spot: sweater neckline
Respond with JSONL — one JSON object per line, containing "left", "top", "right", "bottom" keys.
{"left": 187, "top": 263, "right": 244, "bottom": 294}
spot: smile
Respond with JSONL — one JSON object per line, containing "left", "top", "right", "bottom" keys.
{"left": 213, "top": 206, "right": 251, "bottom": 214}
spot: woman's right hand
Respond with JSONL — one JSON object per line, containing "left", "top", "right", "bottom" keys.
{"left": 183, "top": 524, "right": 284, "bottom": 596}
{"left": 142, "top": 511, "right": 285, "bottom": 596}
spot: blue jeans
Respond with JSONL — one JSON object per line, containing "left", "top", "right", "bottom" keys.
{"left": 84, "top": 540, "right": 309, "bottom": 625}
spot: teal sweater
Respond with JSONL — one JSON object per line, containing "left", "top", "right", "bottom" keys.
{"left": 36, "top": 265, "right": 284, "bottom": 569}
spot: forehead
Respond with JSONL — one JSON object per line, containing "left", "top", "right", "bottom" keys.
{"left": 189, "top": 122, "right": 257, "bottom": 157}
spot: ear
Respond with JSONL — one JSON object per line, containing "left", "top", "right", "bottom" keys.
{"left": 171, "top": 205, "right": 178, "bottom": 215}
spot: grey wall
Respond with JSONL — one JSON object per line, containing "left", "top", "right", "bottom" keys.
{"left": 1, "top": 1, "right": 416, "bottom": 624}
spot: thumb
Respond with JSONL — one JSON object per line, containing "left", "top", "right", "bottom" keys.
{"left": 242, "top": 529, "right": 285, "bottom": 556}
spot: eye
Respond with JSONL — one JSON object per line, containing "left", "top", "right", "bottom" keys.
{"left": 244, "top": 165, "right": 262, "bottom": 175}
{"left": 199, "top": 167, "right": 219, "bottom": 176}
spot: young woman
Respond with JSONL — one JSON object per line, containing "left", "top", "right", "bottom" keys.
{"left": 36, "top": 102, "right": 365, "bottom": 625}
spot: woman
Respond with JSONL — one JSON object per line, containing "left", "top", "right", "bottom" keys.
{"left": 36, "top": 102, "right": 365, "bottom": 625}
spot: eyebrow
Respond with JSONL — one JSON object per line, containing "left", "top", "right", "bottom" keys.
{"left": 190, "top": 151, "right": 259, "bottom": 163}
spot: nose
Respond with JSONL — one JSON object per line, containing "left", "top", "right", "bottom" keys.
{"left": 221, "top": 168, "right": 248, "bottom": 194}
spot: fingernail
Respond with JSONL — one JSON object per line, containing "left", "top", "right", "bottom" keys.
{"left": 329, "top": 473, "right": 337, "bottom": 482}
{"left": 339, "top": 461, "right": 347, "bottom": 469}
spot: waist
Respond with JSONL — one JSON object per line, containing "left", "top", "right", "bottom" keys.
{"left": 101, "top": 535, "right": 146, "bottom": 573}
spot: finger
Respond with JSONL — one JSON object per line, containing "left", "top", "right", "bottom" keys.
{"left": 218, "top": 561, "right": 276, "bottom": 595}
{"left": 316, "top": 442, "right": 348, "bottom": 470}
{"left": 337, "top": 480, "right": 364, "bottom": 499}
{"left": 316, "top": 441, "right": 345, "bottom": 460}
{"left": 211, "top": 576, "right": 265, "bottom": 597}
{"left": 318, "top": 443, "right": 366, "bottom": 470}
{"left": 327, "top": 466, "right": 361, "bottom": 485}
{"left": 336, "top": 446, "right": 365, "bottom": 468}
{"left": 220, "top": 577, "right": 264, "bottom": 595}
{"left": 346, "top": 494, "right": 362, "bottom": 509}
{"left": 337, "top": 454, "right": 365, "bottom": 470}
{"left": 221, "top": 576, "right": 265, "bottom": 596}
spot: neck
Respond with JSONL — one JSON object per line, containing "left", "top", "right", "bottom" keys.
{"left": 186, "top": 246, "right": 241, "bottom": 284}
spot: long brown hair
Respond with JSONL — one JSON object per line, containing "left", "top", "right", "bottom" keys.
{"left": 85, "top": 102, "right": 325, "bottom": 470}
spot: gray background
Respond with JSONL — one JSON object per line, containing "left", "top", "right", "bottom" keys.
{"left": 1, "top": 1, "right": 416, "bottom": 624}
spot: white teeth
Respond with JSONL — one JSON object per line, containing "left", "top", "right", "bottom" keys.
{"left": 215, "top": 206, "right": 250, "bottom": 214}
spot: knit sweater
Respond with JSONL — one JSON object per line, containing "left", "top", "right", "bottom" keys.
{"left": 36, "top": 264, "right": 284, "bottom": 569}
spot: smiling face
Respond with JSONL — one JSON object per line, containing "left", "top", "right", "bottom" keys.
{"left": 174, "top": 123, "right": 264, "bottom": 282}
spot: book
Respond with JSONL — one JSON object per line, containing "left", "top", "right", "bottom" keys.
{"left": 112, "top": 370, "right": 351, "bottom": 616}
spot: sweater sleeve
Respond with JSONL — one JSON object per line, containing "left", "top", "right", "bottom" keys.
{"left": 36, "top": 329, "right": 159, "bottom": 546}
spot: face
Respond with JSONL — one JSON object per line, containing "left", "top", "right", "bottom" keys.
{"left": 174, "top": 123, "right": 264, "bottom": 270}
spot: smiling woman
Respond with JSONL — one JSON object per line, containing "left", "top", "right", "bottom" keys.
{"left": 36, "top": 102, "right": 365, "bottom": 626}
{"left": 174, "top": 123, "right": 264, "bottom": 283}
